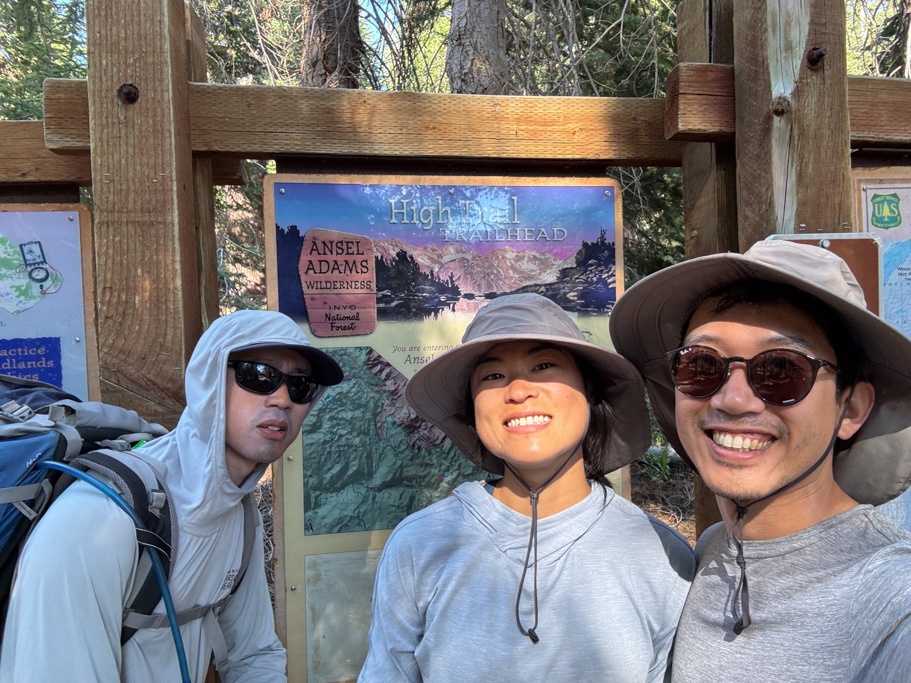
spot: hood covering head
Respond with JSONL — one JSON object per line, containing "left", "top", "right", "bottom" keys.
{"left": 610, "top": 239, "right": 911, "bottom": 505}
{"left": 142, "top": 310, "right": 342, "bottom": 530}
{"left": 405, "top": 293, "right": 650, "bottom": 475}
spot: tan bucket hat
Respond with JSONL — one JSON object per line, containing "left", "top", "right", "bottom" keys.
{"left": 610, "top": 239, "right": 911, "bottom": 505}
{"left": 405, "top": 293, "right": 651, "bottom": 475}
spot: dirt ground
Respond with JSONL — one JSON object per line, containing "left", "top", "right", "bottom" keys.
{"left": 629, "top": 458, "right": 697, "bottom": 547}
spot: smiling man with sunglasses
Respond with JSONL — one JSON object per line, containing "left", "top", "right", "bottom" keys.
{"left": 611, "top": 240, "right": 911, "bottom": 682}
{"left": 1, "top": 309, "right": 341, "bottom": 682}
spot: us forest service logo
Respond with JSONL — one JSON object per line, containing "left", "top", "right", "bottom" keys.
{"left": 299, "top": 228, "right": 377, "bottom": 337}
{"left": 871, "top": 193, "right": 902, "bottom": 230}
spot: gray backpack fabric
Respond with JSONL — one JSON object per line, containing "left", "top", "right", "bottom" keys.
{"left": 0, "top": 377, "right": 255, "bottom": 651}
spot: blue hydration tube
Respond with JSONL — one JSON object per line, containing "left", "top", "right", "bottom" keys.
{"left": 35, "top": 461, "right": 191, "bottom": 683}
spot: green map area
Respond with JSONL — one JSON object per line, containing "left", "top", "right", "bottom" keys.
{"left": 0, "top": 234, "right": 54, "bottom": 314}
{"left": 302, "top": 346, "right": 485, "bottom": 536}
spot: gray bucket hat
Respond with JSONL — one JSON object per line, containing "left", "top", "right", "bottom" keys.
{"left": 610, "top": 239, "right": 911, "bottom": 505}
{"left": 405, "top": 293, "right": 651, "bottom": 475}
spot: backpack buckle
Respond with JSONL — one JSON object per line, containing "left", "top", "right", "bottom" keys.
{"left": 0, "top": 401, "right": 35, "bottom": 422}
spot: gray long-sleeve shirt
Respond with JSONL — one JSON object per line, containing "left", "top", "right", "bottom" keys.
{"left": 672, "top": 506, "right": 911, "bottom": 682}
{"left": 360, "top": 481, "right": 696, "bottom": 682}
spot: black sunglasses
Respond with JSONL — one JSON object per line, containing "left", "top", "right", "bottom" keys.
{"left": 227, "top": 360, "right": 320, "bottom": 404}
{"left": 667, "top": 345, "right": 840, "bottom": 406}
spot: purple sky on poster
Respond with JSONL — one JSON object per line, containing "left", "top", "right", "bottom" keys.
{"left": 274, "top": 182, "right": 615, "bottom": 257}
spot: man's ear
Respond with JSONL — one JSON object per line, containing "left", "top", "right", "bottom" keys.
{"left": 838, "top": 380, "right": 875, "bottom": 440}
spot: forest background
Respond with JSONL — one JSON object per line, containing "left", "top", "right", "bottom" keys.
{"left": 1, "top": 0, "right": 909, "bottom": 542}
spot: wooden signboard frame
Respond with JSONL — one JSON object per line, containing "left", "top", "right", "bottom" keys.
{"left": 264, "top": 173, "right": 625, "bottom": 681}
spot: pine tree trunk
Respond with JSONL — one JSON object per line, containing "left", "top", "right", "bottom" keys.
{"left": 445, "top": 0, "right": 508, "bottom": 94}
{"left": 301, "top": 0, "right": 365, "bottom": 88}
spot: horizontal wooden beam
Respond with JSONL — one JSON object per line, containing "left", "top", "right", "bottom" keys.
{"left": 0, "top": 121, "right": 92, "bottom": 185}
{"left": 666, "top": 63, "right": 911, "bottom": 148}
{"left": 43, "top": 78, "right": 683, "bottom": 166}
{"left": 0, "top": 119, "right": 245, "bottom": 185}
{"left": 848, "top": 75, "right": 911, "bottom": 148}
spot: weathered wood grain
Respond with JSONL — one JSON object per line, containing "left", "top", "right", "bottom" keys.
{"left": 0, "top": 119, "right": 245, "bottom": 185}
{"left": 677, "top": 0, "right": 738, "bottom": 264}
{"left": 733, "top": 0, "right": 852, "bottom": 247}
{"left": 666, "top": 64, "right": 736, "bottom": 142}
{"left": 677, "top": 0, "right": 737, "bottom": 535}
{"left": 44, "top": 78, "right": 683, "bottom": 166}
{"left": 86, "top": 0, "right": 199, "bottom": 425}
{"left": 187, "top": 4, "right": 219, "bottom": 330}
{"left": 666, "top": 64, "right": 911, "bottom": 150}
{"left": 0, "top": 121, "right": 91, "bottom": 184}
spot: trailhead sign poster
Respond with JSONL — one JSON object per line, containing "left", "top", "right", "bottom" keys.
{"left": 265, "top": 175, "right": 623, "bottom": 681}
{"left": 267, "top": 174, "right": 623, "bottom": 534}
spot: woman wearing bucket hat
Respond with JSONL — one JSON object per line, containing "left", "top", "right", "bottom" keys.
{"left": 359, "top": 293, "right": 695, "bottom": 682}
{"left": 610, "top": 240, "right": 911, "bottom": 681}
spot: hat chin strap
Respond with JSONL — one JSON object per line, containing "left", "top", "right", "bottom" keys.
{"left": 726, "top": 383, "right": 856, "bottom": 635}
{"left": 501, "top": 440, "right": 584, "bottom": 644}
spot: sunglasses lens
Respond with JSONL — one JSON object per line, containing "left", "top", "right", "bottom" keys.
{"left": 749, "top": 350, "right": 815, "bottom": 405}
{"left": 234, "top": 362, "right": 283, "bottom": 394}
{"left": 232, "top": 361, "right": 319, "bottom": 404}
{"left": 286, "top": 375, "right": 318, "bottom": 404}
{"left": 672, "top": 347, "right": 726, "bottom": 398}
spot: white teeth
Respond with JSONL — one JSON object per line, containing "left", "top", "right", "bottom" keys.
{"left": 506, "top": 415, "right": 552, "bottom": 428}
{"left": 265, "top": 425, "right": 282, "bottom": 431}
{"left": 713, "top": 432, "right": 771, "bottom": 452}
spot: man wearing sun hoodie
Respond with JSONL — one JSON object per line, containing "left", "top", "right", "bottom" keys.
{"left": 1, "top": 310, "right": 342, "bottom": 682}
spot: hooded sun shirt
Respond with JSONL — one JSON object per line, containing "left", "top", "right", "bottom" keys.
{"left": 0, "top": 310, "right": 322, "bottom": 682}
{"left": 359, "top": 481, "right": 696, "bottom": 682}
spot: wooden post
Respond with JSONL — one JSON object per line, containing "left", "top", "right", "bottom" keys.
{"left": 677, "top": 0, "right": 738, "bottom": 260}
{"left": 85, "top": 0, "right": 201, "bottom": 425}
{"left": 186, "top": 5, "right": 219, "bottom": 329}
{"left": 676, "top": 0, "right": 737, "bottom": 535}
{"left": 733, "top": 0, "right": 852, "bottom": 248}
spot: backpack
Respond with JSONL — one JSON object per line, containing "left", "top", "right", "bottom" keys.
{"left": 0, "top": 375, "right": 256, "bottom": 671}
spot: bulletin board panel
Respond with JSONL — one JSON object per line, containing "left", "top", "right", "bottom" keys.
{"left": 264, "top": 174, "right": 626, "bottom": 681}
{"left": 852, "top": 165, "right": 911, "bottom": 339}
{"left": 0, "top": 204, "right": 98, "bottom": 400}
{"left": 767, "top": 233, "right": 882, "bottom": 315}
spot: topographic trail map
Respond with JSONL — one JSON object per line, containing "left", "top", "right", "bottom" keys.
{"left": 883, "top": 240, "right": 911, "bottom": 337}
{"left": 0, "top": 232, "right": 59, "bottom": 314}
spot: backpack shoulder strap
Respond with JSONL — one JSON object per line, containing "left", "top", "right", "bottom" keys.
{"left": 234, "top": 493, "right": 256, "bottom": 595}
{"left": 67, "top": 449, "right": 177, "bottom": 645}
{"left": 120, "top": 492, "right": 259, "bottom": 668}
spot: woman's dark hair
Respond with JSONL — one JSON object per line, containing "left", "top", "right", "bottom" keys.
{"left": 463, "top": 346, "right": 617, "bottom": 486}
{"left": 684, "top": 279, "right": 863, "bottom": 393}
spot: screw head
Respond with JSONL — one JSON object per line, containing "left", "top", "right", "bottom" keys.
{"left": 117, "top": 83, "right": 140, "bottom": 104}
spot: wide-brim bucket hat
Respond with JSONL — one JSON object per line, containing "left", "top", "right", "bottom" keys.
{"left": 406, "top": 293, "right": 651, "bottom": 475}
{"left": 610, "top": 239, "right": 911, "bottom": 505}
